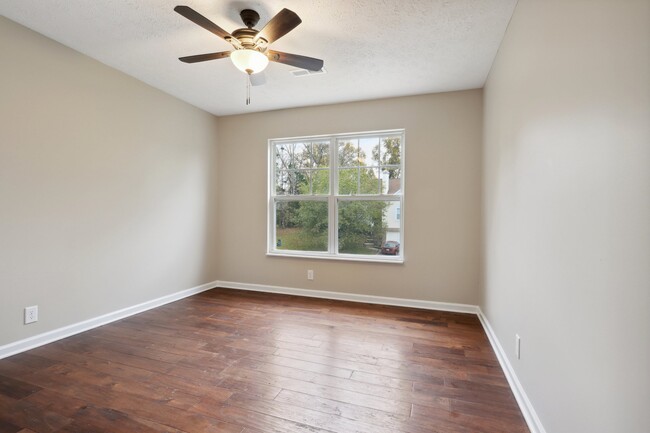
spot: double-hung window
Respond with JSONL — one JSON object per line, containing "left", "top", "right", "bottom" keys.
{"left": 268, "top": 129, "right": 404, "bottom": 262}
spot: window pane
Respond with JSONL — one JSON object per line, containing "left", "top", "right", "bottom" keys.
{"left": 275, "top": 143, "right": 293, "bottom": 170}
{"left": 275, "top": 143, "right": 310, "bottom": 170}
{"left": 379, "top": 136, "right": 401, "bottom": 177}
{"left": 277, "top": 169, "right": 329, "bottom": 196}
{"left": 276, "top": 201, "right": 328, "bottom": 252}
{"left": 359, "top": 168, "right": 380, "bottom": 194}
{"left": 338, "top": 168, "right": 358, "bottom": 195}
{"left": 338, "top": 139, "right": 358, "bottom": 167}
{"left": 338, "top": 200, "right": 401, "bottom": 255}
{"left": 359, "top": 137, "right": 380, "bottom": 167}
{"left": 275, "top": 171, "right": 309, "bottom": 196}
{"left": 275, "top": 170, "right": 289, "bottom": 195}
{"left": 312, "top": 169, "right": 329, "bottom": 195}
{"left": 380, "top": 136, "right": 401, "bottom": 163}
{"left": 382, "top": 165, "right": 401, "bottom": 183}
{"left": 310, "top": 141, "right": 330, "bottom": 168}
{"left": 292, "top": 170, "right": 310, "bottom": 195}
{"left": 275, "top": 145, "right": 288, "bottom": 172}
{"left": 296, "top": 143, "right": 312, "bottom": 169}
{"left": 380, "top": 167, "right": 402, "bottom": 195}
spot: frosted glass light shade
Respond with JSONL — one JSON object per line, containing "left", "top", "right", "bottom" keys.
{"left": 230, "top": 49, "right": 269, "bottom": 74}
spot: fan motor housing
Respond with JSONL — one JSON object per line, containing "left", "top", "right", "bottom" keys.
{"left": 232, "top": 28, "right": 262, "bottom": 49}
{"left": 240, "top": 9, "right": 260, "bottom": 28}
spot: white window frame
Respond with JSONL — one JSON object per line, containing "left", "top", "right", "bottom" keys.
{"left": 267, "top": 129, "right": 405, "bottom": 263}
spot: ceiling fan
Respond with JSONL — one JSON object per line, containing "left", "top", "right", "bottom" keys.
{"left": 174, "top": 5, "right": 324, "bottom": 95}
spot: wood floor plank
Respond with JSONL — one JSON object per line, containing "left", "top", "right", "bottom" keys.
{"left": 206, "top": 404, "right": 332, "bottom": 433}
{"left": 220, "top": 363, "right": 418, "bottom": 416}
{"left": 349, "top": 370, "right": 415, "bottom": 390}
{"left": 31, "top": 346, "right": 156, "bottom": 383}
{"left": 246, "top": 352, "right": 354, "bottom": 379}
{"left": 25, "top": 370, "right": 241, "bottom": 432}
{"left": 273, "top": 389, "right": 420, "bottom": 431}
{"left": 0, "top": 393, "right": 72, "bottom": 433}
{"left": 411, "top": 402, "right": 529, "bottom": 433}
{"left": 273, "top": 348, "right": 381, "bottom": 373}
{"left": 3, "top": 353, "right": 60, "bottom": 370}
{"left": 0, "top": 375, "right": 42, "bottom": 400}
{"left": 0, "top": 418, "right": 23, "bottom": 433}
{"left": 0, "top": 288, "right": 528, "bottom": 433}
{"left": 55, "top": 405, "right": 183, "bottom": 433}
{"left": 0, "top": 361, "right": 36, "bottom": 381}
{"left": 223, "top": 392, "right": 397, "bottom": 433}
{"left": 217, "top": 377, "right": 282, "bottom": 400}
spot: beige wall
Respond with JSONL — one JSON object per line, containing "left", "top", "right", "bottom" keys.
{"left": 482, "top": 1, "right": 650, "bottom": 432}
{"left": 0, "top": 17, "right": 220, "bottom": 346}
{"left": 216, "top": 90, "right": 483, "bottom": 305}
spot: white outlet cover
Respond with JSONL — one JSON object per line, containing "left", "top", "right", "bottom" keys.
{"left": 25, "top": 305, "right": 38, "bottom": 324}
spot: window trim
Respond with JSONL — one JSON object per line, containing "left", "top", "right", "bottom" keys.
{"left": 267, "top": 129, "right": 405, "bottom": 263}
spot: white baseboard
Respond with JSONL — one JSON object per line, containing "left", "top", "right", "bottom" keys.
{"left": 477, "top": 308, "right": 546, "bottom": 433}
{"left": 216, "top": 280, "right": 479, "bottom": 314}
{"left": 0, "top": 280, "right": 218, "bottom": 360}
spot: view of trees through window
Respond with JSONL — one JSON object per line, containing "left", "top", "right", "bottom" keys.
{"left": 271, "top": 131, "right": 403, "bottom": 258}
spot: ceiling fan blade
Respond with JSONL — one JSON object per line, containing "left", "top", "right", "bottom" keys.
{"left": 179, "top": 51, "right": 232, "bottom": 63}
{"left": 249, "top": 72, "right": 267, "bottom": 87}
{"left": 255, "top": 8, "right": 302, "bottom": 44}
{"left": 267, "top": 50, "right": 324, "bottom": 72}
{"left": 174, "top": 5, "right": 239, "bottom": 47}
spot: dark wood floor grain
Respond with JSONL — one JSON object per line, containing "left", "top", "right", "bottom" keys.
{"left": 0, "top": 288, "right": 529, "bottom": 433}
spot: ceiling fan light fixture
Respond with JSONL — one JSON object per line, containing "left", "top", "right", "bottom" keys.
{"left": 230, "top": 49, "right": 269, "bottom": 74}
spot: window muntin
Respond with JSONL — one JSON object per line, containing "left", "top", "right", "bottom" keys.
{"left": 269, "top": 130, "right": 404, "bottom": 261}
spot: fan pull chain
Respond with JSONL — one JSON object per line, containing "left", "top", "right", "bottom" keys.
{"left": 246, "top": 74, "right": 251, "bottom": 105}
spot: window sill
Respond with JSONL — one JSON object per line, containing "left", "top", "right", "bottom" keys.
{"left": 266, "top": 251, "right": 404, "bottom": 264}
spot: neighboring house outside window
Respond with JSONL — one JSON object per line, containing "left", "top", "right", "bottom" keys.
{"left": 384, "top": 179, "right": 401, "bottom": 243}
{"left": 268, "top": 130, "right": 404, "bottom": 262}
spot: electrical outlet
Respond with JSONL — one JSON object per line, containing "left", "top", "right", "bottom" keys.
{"left": 307, "top": 270, "right": 314, "bottom": 280}
{"left": 25, "top": 305, "right": 38, "bottom": 324}
{"left": 515, "top": 334, "right": 521, "bottom": 360}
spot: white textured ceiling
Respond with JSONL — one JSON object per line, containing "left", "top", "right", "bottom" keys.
{"left": 1, "top": 0, "right": 517, "bottom": 116}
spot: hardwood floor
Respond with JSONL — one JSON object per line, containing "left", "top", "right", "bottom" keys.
{"left": 0, "top": 288, "right": 529, "bottom": 433}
